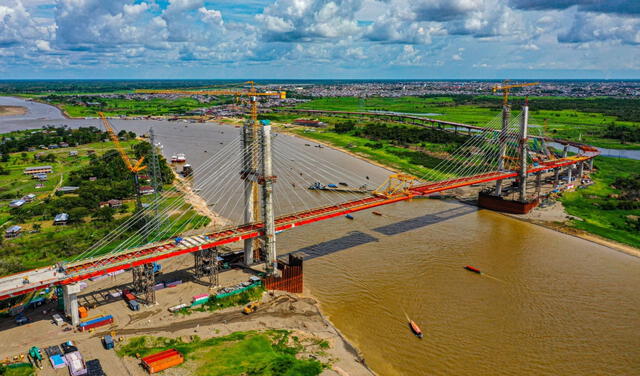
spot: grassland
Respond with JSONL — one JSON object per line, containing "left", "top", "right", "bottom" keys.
{"left": 291, "top": 96, "right": 640, "bottom": 149}
{"left": 40, "top": 96, "right": 227, "bottom": 118}
{"left": 560, "top": 156, "right": 640, "bottom": 249}
{"left": 117, "top": 331, "right": 327, "bottom": 376}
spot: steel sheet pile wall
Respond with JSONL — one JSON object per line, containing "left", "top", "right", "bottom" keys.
{"left": 263, "top": 255, "right": 303, "bottom": 293}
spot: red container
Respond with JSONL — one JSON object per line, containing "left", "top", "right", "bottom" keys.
{"left": 79, "top": 317, "right": 113, "bottom": 332}
{"left": 142, "top": 349, "right": 184, "bottom": 374}
{"left": 142, "top": 349, "right": 178, "bottom": 364}
{"left": 124, "top": 293, "right": 136, "bottom": 302}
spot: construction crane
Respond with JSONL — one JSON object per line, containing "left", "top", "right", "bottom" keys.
{"left": 134, "top": 81, "right": 286, "bottom": 126}
{"left": 99, "top": 112, "right": 147, "bottom": 211}
{"left": 134, "top": 82, "right": 286, "bottom": 262}
{"left": 492, "top": 81, "right": 539, "bottom": 106}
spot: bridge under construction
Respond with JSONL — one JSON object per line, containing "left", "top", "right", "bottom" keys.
{"left": 0, "top": 90, "right": 598, "bottom": 327}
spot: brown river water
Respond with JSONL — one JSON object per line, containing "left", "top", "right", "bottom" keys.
{"left": 2, "top": 97, "right": 640, "bottom": 375}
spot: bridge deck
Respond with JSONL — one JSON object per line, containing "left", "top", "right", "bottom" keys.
{"left": 0, "top": 150, "right": 596, "bottom": 301}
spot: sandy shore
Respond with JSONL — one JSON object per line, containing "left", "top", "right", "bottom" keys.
{"left": 0, "top": 105, "right": 27, "bottom": 117}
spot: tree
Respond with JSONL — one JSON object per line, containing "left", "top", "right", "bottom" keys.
{"left": 32, "top": 223, "right": 41, "bottom": 232}
{"left": 93, "top": 206, "right": 115, "bottom": 222}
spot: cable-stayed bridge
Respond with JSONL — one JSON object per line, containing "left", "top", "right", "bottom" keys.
{"left": 0, "top": 104, "right": 598, "bottom": 324}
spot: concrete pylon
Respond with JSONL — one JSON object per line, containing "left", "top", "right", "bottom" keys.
{"left": 261, "top": 124, "right": 278, "bottom": 276}
{"left": 554, "top": 144, "right": 569, "bottom": 187}
{"left": 242, "top": 124, "right": 255, "bottom": 265}
{"left": 62, "top": 283, "right": 81, "bottom": 326}
{"left": 518, "top": 105, "right": 529, "bottom": 203}
{"left": 578, "top": 161, "right": 584, "bottom": 182}
{"left": 495, "top": 105, "right": 511, "bottom": 196}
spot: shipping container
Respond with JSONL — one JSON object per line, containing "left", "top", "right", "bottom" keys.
{"left": 102, "top": 335, "right": 114, "bottom": 350}
{"left": 124, "top": 293, "right": 136, "bottom": 302}
{"left": 142, "top": 349, "right": 184, "bottom": 374}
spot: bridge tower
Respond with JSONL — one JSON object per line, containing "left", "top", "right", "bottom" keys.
{"left": 494, "top": 103, "right": 511, "bottom": 196}
{"left": 241, "top": 97, "right": 278, "bottom": 276}
{"left": 518, "top": 102, "right": 529, "bottom": 202}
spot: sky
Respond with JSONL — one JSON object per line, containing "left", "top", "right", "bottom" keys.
{"left": 0, "top": 0, "right": 639, "bottom": 79}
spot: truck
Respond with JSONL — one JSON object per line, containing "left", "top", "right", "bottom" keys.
{"left": 242, "top": 302, "right": 261, "bottom": 315}
{"left": 15, "top": 312, "right": 29, "bottom": 325}
{"left": 128, "top": 300, "right": 140, "bottom": 311}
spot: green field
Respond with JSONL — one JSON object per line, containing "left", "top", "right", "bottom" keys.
{"left": 117, "top": 331, "right": 327, "bottom": 376}
{"left": 560, "top": 156, "right": 640, "bottom": 249}
{"left": 0, "top": 134, "right": 209, "bottom": 275}
{"left": 291, "top": 96, "right": 640, "bottom": 149}
{"left": 39, "top": 95, "right": 229, "bottom": 118}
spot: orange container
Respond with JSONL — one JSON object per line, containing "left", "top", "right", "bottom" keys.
{"left": 147, "top": 355, "right": 183, "bottom": 373}
{"left": 78, "top": 307, "right": 88, "bottom": 319}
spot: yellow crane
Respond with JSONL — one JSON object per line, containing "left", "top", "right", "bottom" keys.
{"left": 135, "top": 82, "right": 286, "bottom": 260}
{"left": 492, "top": 81, "right": 539, "bottom": 106}
{"left": 135, "top": 81, "right": 286, "bottom": 125}
{"left": 99, "top": 112, "right": 147, "bottom": 210}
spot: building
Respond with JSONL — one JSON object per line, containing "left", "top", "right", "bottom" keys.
{"left": 293, "top": 119, "right": 326, "bottom": 127}
{"left": 9, "top": 199, "right": 25, "bottom": 208}
{"left": 22, "top": 194, "right": 36, "bottom": 202}
{"left": 24, "top": 166, "right": 53, "bottom": 175}
{"left": 5, "top": 225, "right": 21, "bottom": 238}
{"left": 69, "top": 150, "right": 78, "bottom": 156}
{"left": 32, "top": 173, "right": 48, "bottom": 181}
{"left": 139, "top": 186, "right": 155, "bottom": 195}
{"left": 100, "top": 199, "right": 122, "bottom": 208}
{"left": 54, "top": 213, "right": 69, "bottom": 225}
{"left": 57, "top": 186, "right": 79, "bottom": 193}
{"left": 59, "top": 142, "right": 69, "bottom": 148}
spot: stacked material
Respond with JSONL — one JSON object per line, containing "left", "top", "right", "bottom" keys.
{"left": 86, "top": 359, "right": 105, "bottom": 376}
{"left": 191, "top": 293, "right": 210, "bottom": 307}
{"left": 168, "top": 303, "right": 188, "bottom": 313}
{"left": 141, "top": 349, "right": 184, "bottom": 374}
{"left": 165, "top": 280, "right": 182, "bottom": 288}
{"left": 64, "top": 351, "right": 87, "bottom": 376}
{"left": 44, "top": 345, "right": 63, "bottom": 358}
{"left": 61, "top": 341, "right": 78, "bottom": 354}
{"left": 49, "top": 354, "right": 65, "bottom": 369}
{"left": 78, "top": 315, "right": 113, "bottom": 332}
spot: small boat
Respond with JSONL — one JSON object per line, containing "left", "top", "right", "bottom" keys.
{"left": 464, "top": 265, "right": 481, "bottom": 274}
{"left": 339, "top": 182, "right": 348, "bottom": 186}
{"left": 345, "top": 214, "right": 354, "bottom": 220}
{"left": 372, "top": 211, "right": 382, "bottom": 216}
{"left": 409, "top": 320, "right": 423, "bottom": 339}
{"left": 327, "top": 184, "right": 338, "bottom": 188}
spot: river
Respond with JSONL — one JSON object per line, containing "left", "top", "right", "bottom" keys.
{"left": 2, "top": 97, "right": 640, "bottom": 375}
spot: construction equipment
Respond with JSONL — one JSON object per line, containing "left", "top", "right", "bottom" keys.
{"left": 492, "top": 81, "right": 539, "bottom": 106}
{"left": 136, "top": 82, "right": 286, "bottom": 263}
{"left": 242, "top": 302, "right": 261, "bottom": 314}
{"left": 28, "top": 346, "right": 43, "bottom": 369}
{"left": 98, "top": 112, "right": 147, "bottom": 211}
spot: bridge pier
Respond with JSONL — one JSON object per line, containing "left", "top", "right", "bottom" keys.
{"left": 554, "top": 144, "right": 569, "bottom": 187}
{"left": 535, "top": 172, "right": 542, "bottom": 199}
{"left": 566, "top": 166, "right": 573, "bottom": 184}
{"left": 578, "top": 162, "right": 584, "bottom": 183}
{"left": 62, "top": 283, "right": 81, "bottom": 327}
{"left": 588, "top": 158, "right": 594, "bottom": 170}
{"left": 132, "top": 263, "right": 156, "bottom": 304}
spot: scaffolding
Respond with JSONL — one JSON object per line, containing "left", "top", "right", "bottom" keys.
{"left": 193, "top": 247, "right": 219, "bottom": 287}
{"left": 132, "top": 263, "right": 156, "bottom": 304}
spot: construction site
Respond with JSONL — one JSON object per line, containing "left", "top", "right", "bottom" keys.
{"left": 0, "top": 81, "right": 604, "bottom": 376}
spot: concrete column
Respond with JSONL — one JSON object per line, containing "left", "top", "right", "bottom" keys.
{"left": 261, "top": 125, "right": 278, "bottom": 276}
{"left": 518, "top": 105, "right": 529, "bottom": 203}
{"left": 588, "top": 158, "right": 594, "bottom": 170}
{"left": 535, "top": 172, "right": 542, "bottom": 198}
{"left": 62, "top": 283, "right": 81, "bottom": 326}
{"left": 554, "top": 144, "right": 569, "bottom": 187}
{"left": 567, "top": 166, "right": 573, "bottom": 183}
{"left": 242, "top": 124, "right": 254, "bottom": 265}
{"left": 578, "top": 162, "right": 584, "bottom": 183}
{"left": 495, "top": 105, "right": 511, "bottom": 196}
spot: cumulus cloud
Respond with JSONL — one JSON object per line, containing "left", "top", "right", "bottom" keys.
{"left": 558, "top": 12, "right": 640, "bottom": 45}
{"left": 257, "top": 0, "right": 364, "bottom": 41}
{"left": 510, "top": 0, "right": 640, "bottom": 15}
